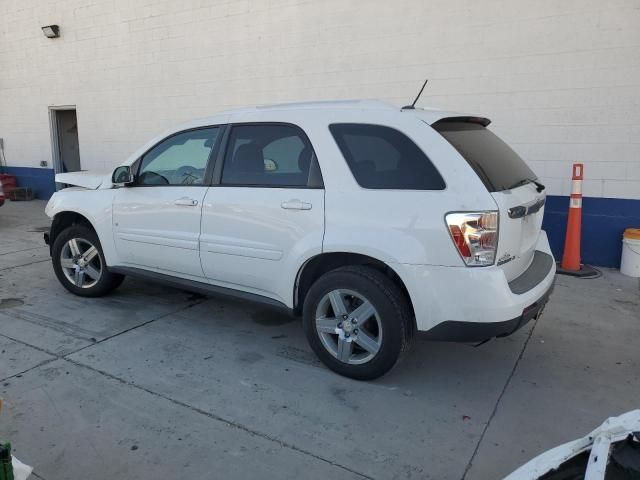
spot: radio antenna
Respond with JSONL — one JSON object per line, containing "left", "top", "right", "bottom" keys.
{"left": 402, "top": 79, "right": 428, "bottom": 110}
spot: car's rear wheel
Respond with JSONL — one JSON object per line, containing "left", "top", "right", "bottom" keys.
{"left": 52, "top": 225, "right": 124, "bottom": 297}
{"left": 303, "top": 265, "right": 413, "bottom": 380}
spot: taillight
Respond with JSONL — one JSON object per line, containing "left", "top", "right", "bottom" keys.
{"left": 446, "top": 211, "right": 498, "bottom": 266}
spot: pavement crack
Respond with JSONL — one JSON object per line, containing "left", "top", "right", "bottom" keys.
{"left": 63, "top": 298, "right": 208, "bottom": 357}
{"left": 0, "top": 298, "right": 207, "bottom": 381}
{"left": 0, "top": 332, "right": 58, "bottom": 358}
{"left": 461, "top": 320, "right": 539, "bottom": 480}
{"left": 0, "top": 356, "right": 58, "bottom": 384}
{"left": 0, "top": 246, "right": 45, "bottom": 256}
{"left": 0, "top": 258, "right": 50, "bottom": 271}
{"left": 0, "top": 309, "right": 98, "bottom": 344}
{"left": 63, "top": 357, "right": 375, "bottom": 480}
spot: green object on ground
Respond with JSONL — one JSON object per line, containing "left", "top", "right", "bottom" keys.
{"left": 0, "top": 442, "right": 14, "bottom": 480}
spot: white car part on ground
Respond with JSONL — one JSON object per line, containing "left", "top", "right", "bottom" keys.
{"left": 505, "top": 409, "right": 640, "bottom": 479}
{"left": 11, "top": 456, "right": 32, "bottom": 480}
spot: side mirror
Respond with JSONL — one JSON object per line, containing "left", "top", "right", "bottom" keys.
{"left": 112, "top": 166, "right": 133, "bottom": 185}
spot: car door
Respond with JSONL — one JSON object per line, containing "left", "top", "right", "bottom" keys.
{"left": 112, "top": 126, "right": 222, "bottom": 279}
{"left": 200, "top": 123, "right": 325, "bottom": 303}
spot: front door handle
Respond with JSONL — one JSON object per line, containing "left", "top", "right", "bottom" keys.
{"left": 281, "top": 199, "right": 312, "bottom": 210}
{"left": 175, "top": 197, "right": 198, "bottom": 206}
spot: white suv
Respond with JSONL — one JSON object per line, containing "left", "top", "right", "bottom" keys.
{"left": 44, "top": 100, "right": 555, "bottom": 379}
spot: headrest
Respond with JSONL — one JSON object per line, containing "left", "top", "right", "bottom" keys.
{"left": 233, "top": 143, "right": 264, "bottom": 173}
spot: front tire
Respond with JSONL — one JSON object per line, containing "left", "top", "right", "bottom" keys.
{"left": 303, "top": 266, "right": 413, "bottom": 380}
{"left": 51, "top": 225, "right": 124, "bottom": 297}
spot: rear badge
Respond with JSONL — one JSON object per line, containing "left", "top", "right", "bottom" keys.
{"left": 497, "top": 253, "right": 515, "bottom": 266}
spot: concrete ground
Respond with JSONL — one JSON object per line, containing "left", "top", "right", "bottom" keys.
{"left": 0, "top": 199, "right": 638, "bottom": 480}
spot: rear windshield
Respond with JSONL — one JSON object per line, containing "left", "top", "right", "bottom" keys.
{"left": 433, "top": 120, "right": 536, "bottom": 192}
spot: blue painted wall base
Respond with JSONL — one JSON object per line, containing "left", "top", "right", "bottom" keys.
{"left": 2, "top": 166, "right": 56, "bottom": 200}
{"left": 1, "top": 166, "right": 637, "bottom": 268}
{"left": 543, "top": 195, "right": 640, "bottom": 268}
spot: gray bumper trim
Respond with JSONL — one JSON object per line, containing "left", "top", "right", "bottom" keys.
{"left": 508, "top": 250, "right": 554, "bottom": 294}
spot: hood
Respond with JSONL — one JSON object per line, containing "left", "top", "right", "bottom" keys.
{"left": 55, "top": 171, "right": 111, "bottom": 190}
{"left": 505, "top": 410, "right": 640, "bottom": 479}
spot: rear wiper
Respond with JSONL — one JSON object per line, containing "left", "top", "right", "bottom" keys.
{"left": 507, "top": 179, "right": 532, "bottom": 190}
{"left": 507, "top": 178, "right": 545, "bottom": 193}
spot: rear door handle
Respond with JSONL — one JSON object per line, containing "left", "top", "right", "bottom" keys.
{"left": 175, "top": 197, "right": 198, "bottom": 206}
{"left": 281, "top": 199, "right": 312, "bottom": 210}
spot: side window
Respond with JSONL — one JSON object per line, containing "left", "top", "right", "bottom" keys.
{"left": 329, "top": 123, "right": 445, "bottom": 190}
{"left": 137, "top": 127, "right": 220, "bottom": 186}
{"left": 221, "top": 124, "right": 316, "bottom": 187}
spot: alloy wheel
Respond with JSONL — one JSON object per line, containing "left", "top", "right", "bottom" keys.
{"left": 314, "top": 289, "right": 382, "bottom": 365}
{"left": 59, "top": 237, "right": 102, "bottom": 289}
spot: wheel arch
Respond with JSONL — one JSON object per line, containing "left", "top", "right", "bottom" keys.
{"left": 49, "top": 211, "right": 97, "bottom": 252}
{"left": 294, "top": 252, "right": 415, "bottom": 319}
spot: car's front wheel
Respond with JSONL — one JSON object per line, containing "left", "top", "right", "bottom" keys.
{"left": 51, "top": 225, "right": 124, "bottom": 297}
{"left": 303, "top": 266, "right": 413, "bottom": 380}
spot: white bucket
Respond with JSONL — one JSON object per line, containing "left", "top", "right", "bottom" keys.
{"left": 620, "top": 234, "right": 640, "bottom": 278}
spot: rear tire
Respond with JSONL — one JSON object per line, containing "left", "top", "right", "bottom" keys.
{"left": 51, "top": 225, "right": 124, "bottom": 297}
{"left": 303, "top": 265, "right": 413, "bottom": 380}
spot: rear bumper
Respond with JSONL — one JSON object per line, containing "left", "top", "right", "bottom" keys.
{"left": 394, "top": 231, "right": 556, "bottom": 341}
{"left": 420, "top": 279, "right": 554, "bottom": 342}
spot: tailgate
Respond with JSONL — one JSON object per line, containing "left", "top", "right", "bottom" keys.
{"left": 491, "top": 183, "right": 546, "bottom": 281}
{"left": 432, "top": 118, "right": 546, "bottom": 281}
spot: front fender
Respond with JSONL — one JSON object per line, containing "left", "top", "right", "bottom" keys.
{"left": 45, "top": 189, "right": 118, "bottom": 266}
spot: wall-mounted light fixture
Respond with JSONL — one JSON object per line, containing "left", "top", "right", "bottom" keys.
{"left": 42, "top": 25, "right": 60, "bottom": 38}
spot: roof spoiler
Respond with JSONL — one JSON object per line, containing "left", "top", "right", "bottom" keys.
{"left": 432, "top": 116, "right": 491, "bottom": 127}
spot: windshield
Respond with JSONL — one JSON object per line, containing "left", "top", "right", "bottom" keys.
{"left": 433, "top": 120, "right": 536, "bottom": 192}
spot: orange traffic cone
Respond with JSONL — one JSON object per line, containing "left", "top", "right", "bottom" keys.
{"left": 557, "top": 163, "right": 597, "bottom": 277}
{"left": 561, "top": 163, "right": 583, "bottom": 270}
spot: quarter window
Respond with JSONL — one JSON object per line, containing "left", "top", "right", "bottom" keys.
{"left": 221, "top": 124, "right": 316, "bottom": 187}
{"left": 329, "top": 123, "right": 445, "bottom": 190}
{"left": 137, "top": 128, "right": 220, "bottom": 186}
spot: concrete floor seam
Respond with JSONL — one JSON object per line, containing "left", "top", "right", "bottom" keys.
{"left": 0, "top": 247, "right": 45, "bottom": 257}
{"left": 0, "top": 356, "right": 58, "bottom": 385}
{"left": 63, "top": 357, "right": 376, "bottom": 480}
{"left": 0, "top": 298, "right": 206, "bottom": 382}
{"left": 0, "top": 258, "right": 50, "bottom": 272}
{"left": 460, "top": 320, "right": 539, "bottom": 480}
{"left": 64, "top": 297, "right": 208, "bottom": 358}
{"left": 0, "top": 310, "right": 98, "bottom": 344}
{"left": 0, "top": 296, "right": 206, "bottom": 361}
{"left": 0, "top": 332, "right": 58, "bottom": 359}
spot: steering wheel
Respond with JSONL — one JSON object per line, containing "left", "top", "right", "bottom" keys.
{"left": 173, "top": 165, "right": 200, "bottom": 185}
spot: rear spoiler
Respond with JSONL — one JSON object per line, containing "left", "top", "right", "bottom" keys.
{"left": 432, "top": 116, "right": 491, "bottom": 127}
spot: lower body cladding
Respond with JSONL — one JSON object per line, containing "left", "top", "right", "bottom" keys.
{"left": 395, "top": 232, "right": 556, "bottom": 342}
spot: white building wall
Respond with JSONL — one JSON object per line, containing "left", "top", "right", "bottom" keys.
{"left": 1, "top": 0, "right": 639, "bottom": 199}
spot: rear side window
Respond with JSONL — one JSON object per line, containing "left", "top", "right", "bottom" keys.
{"left": 221, "top": 124, "right": 318, "bottom": 187}
{"left": 433, "top": 120, "right": 536, "bottom": 192}
{"left": 329, "top": 124, "right": 445, "bottom": 190}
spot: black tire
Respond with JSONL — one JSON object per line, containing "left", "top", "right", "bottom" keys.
{"left": 51, "top": 224, "right": 125, "bottom": 297}
{"left": 303, "top": 265, "right": 414, "bottom": 380}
